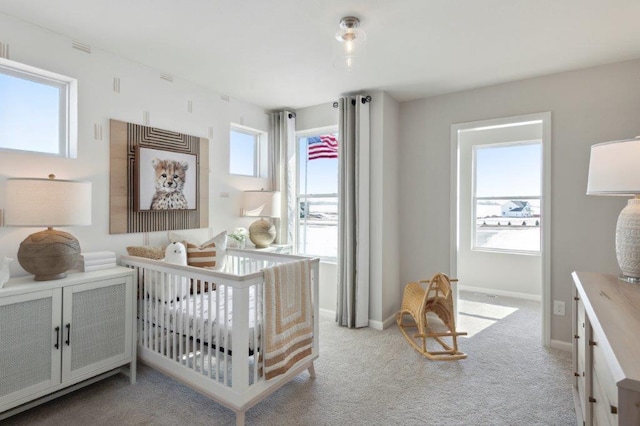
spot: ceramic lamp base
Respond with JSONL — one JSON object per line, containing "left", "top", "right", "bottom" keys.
{"left": 249, "top": 219, "right": 276, "bottom": 248}
{"left": 616, "top": 198, "right": 640, "bottom": 281}
{"left": 18, "top": 228, "right": 81, "bottom": 281}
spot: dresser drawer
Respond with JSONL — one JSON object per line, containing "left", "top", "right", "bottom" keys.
{"left": 591, "top": 328, "right": 618, "bottom": 426}
{"left": 592, "top": 329, "right": 618, "bottom": 409}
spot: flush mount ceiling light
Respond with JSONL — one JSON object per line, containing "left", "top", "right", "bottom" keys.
{"left": 333, "top": 16, "right": 366, "bottom": 71}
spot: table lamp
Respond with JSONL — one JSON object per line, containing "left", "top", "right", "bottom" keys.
{"left": 587, "top": 137, "right": 640, "bottom": 282}
{"left": 5, "top": 174, "right": 92, "bottom": 281}
{"left": 242, "top": 190, "right": 281, "bottom": 248}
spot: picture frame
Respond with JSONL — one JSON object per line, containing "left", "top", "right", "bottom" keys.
{"left": 135, "top": 146, "right": 198, "bottom": 211}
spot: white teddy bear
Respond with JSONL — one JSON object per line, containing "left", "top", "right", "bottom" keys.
{"left": 164, "top": 242, "right": 187, "bottom": 265}
{"left": 147, "top": 242, "right": 188, "bottom": 302}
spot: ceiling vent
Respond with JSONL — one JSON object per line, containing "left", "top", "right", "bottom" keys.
{"left": 72, "top": 40, "right": 91, "bottom": 54}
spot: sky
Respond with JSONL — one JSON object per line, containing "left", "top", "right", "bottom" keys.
{"left": 0, "top": 73, "right": 60, "bottom": 154}
{"left": 475, "top": 142, "right": 542, "bottom": 198}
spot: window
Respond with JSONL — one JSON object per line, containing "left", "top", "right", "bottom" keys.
{"left": 473, "top": 141, "right": 542, "bottom": 253}
{"left": 296, "top": 130, "right": 339, "bottom": 262}
{"left": 0, "top": 58, "right": 77, "bottom": 157}
{"left": 229, "top": 125, "right": 263, "bottom": 176}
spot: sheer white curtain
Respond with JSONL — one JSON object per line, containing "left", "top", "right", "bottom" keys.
{"left": 269, "top": 111, "right": 296, "bottom": 245}
{"left": 337, "top": 95, "right": 370, "bottom": 328}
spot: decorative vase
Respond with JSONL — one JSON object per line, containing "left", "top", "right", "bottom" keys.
{"left": 0, "top": 257, "right": 12, "bottom": 288}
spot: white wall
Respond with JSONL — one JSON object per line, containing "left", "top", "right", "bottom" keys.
{"left": 400, "top": 59, "right": 640, "bottom": 343}
{"left": 370, "top": 91, "right": 401, "bottom": 327}
{"left": 0, "top": 13, "right": 270, "bottom": 277}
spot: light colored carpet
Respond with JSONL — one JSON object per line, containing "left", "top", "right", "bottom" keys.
{"left": 3, "top": 291, "right": 575, "bottom": 425}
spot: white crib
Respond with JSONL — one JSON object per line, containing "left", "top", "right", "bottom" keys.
{"left": 120, "top": 249, "right": 319, "bottom": 426}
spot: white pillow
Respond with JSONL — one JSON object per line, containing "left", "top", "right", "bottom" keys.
{"left": 146, "top": 242, "right": 190, "bottom": 302}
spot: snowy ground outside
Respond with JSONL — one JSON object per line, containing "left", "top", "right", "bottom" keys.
{"left": 296, "top": 200, "right": 541, "bottom": 258}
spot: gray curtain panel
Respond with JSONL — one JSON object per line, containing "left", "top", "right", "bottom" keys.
{"left": 269, "top": 111, "right": 296, "bottom": 245}
{"left": 337, "top": 96, "right": 370, "bottom": 328}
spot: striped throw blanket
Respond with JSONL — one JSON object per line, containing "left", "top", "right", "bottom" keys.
{"left": 263, "top": 259, "right": 313, "bottom": 380}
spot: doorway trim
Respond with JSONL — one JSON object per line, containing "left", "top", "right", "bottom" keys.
{"left": 450, "top": 112, "right": 551, "bottom": 347}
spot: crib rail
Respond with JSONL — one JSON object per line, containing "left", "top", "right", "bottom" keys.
{"left": 120, "top": 250, "right": 319, "bottom": 416}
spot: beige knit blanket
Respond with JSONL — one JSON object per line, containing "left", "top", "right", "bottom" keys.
{"left": 263, "top": 259, "right": 313, "bottom": 380}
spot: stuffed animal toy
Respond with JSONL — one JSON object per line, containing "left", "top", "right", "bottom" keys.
{"left": 164, "top": 242, "right": 187, "bottom": 265}
{"left": 147, "top": 242, "right": 188, "bottom": 302}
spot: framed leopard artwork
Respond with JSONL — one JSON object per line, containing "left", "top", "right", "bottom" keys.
{"left": 136, "top": 146, "right": 197, "bottom": 211}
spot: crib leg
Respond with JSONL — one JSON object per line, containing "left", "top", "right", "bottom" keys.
{"left": 308, "top": 362, "right": 316, "bottom": 379}
{"left": 236, "top": 410, "right": 245, "bottom": 426}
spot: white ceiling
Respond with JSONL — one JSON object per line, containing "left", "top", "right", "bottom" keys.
{"left": 2, "top": 0, "right": 640, "bottom": 110}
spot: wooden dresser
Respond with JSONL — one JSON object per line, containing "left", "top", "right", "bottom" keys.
{"left": 572, "top": 271, "right": 640, "bottom": 425}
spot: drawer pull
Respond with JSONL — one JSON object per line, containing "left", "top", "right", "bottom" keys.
{"left": 54, "top": 326, "right": 60, "bottom": 350}
{"left": 589, "top": 396, "right": 597, "bottom": 403}
{"left": 589, "top": 340, "right": 597, "bottom": 346}
{"left": 611, "top": 405, "right": 618, "bottom": 414}
{"left": 574, "top": 334, "right": 580, "bottom": 339}
{"left": 574, "top": 372, "right": 580, "bottom": 377}
{"left": 574, "top": 296, "right": 580, "bottom": 301}
{"left": 65, "top": 323, "right": 71, "bottom": 346}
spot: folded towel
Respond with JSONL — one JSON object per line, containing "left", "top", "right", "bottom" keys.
{"left": 263, "top": 259, "right": 313, "bottom": 380}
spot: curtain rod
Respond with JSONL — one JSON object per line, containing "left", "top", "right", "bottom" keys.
{"left": 332, "top": 95, "right": 372, "bottom": 108}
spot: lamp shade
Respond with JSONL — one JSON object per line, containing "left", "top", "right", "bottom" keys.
{"left": 586, "top": 137, "right": 640, "bottom": 196}
{"left": 5, "top": 177, "right": 92, "bottom": 227}
{"left": 4, "top": 176, "right": 92, "bottom": 281}
{"left": 242, "top": 190, "right": 281, "bottom": 218}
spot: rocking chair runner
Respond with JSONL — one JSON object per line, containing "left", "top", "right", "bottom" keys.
{"left": 396, "top": 273, "right": 467, "bottom": 360}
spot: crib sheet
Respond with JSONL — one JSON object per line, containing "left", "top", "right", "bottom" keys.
{"left": 143, "top": 285, "right": 261, "bottom": 352}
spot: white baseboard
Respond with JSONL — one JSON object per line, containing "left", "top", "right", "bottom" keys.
{"left": 550, "top": 339, "right": 572, "bottom": 352}
{"left": 319, "top": 308, "right": 335, "bottom": 318}
{"left": 369, "top": 313, "right": 396, "bottom": 330}
{"left": 458, "top": 285, "right": 542, "bottom": 301}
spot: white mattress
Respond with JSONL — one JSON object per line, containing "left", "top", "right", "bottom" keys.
{"left": 142, "top": 285, "right": 261, "bottom": 352}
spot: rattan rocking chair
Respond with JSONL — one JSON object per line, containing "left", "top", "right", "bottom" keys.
{"left": 396, "top": 272, "right": 467, "bottom": 360}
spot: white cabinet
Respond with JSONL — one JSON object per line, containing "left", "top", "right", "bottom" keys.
{"left": 0, "top": 268, "right": 136, "bottom": 419}
{"left": 572, "top": 271, "right": 640, "bottom": 425}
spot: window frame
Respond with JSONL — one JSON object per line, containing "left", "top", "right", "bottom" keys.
{"left": 229, "top": 124, "right": 264, "bottom": 177}
{"left": 471, "top": 140, "right": 542, "bottom": 255}
{"left": 294, "top": 126, "right": 339, "bottom": 263}
{"left": 0, "top": 57, "right": 77, "bottom": 158}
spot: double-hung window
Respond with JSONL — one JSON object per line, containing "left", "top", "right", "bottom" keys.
{"left": 296, "top": 129, "right": 339, "bottom": 262}
{"left": 0, "top": 58, "right": 77, "bottom": 157}
{"left": 473, "top": 141, "right": 542, "bottom": 253}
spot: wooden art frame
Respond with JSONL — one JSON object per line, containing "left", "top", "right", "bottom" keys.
{"left": 109, "top": 119, "right": 209, "bottom": 234}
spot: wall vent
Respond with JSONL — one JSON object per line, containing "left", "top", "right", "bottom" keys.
{"left": 72, "top": 40, "right": 92, "bottom": 54}
{"left": 208, "top": 127, "right": 214, "bottom": 139}
{"left": 160, "top": 73, "right": 173, "bottom": 82}
{"left": 113, "top": 77, "right": 121, "bottom": 93}
{"left": 187, "top": 100, "right": 193, "bottom": 113}
{"left": 94, "top": 123, "right": 103, "bottom": 141}
{"left": 143, "top": 111, "right": 150, "bottom": 125}
{"left": 0, "top": 42, "right": 9, "bottom": 59}
{"left": 220, "top": 94, "right": 230, "bottom": 102}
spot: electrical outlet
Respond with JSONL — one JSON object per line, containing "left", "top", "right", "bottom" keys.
{"left": 553, "top": 300, "right": 566, "bottom": 316}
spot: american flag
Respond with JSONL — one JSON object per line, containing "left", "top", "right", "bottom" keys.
{"left": 307, "top": 134, "right": 338, "bottom": 160}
